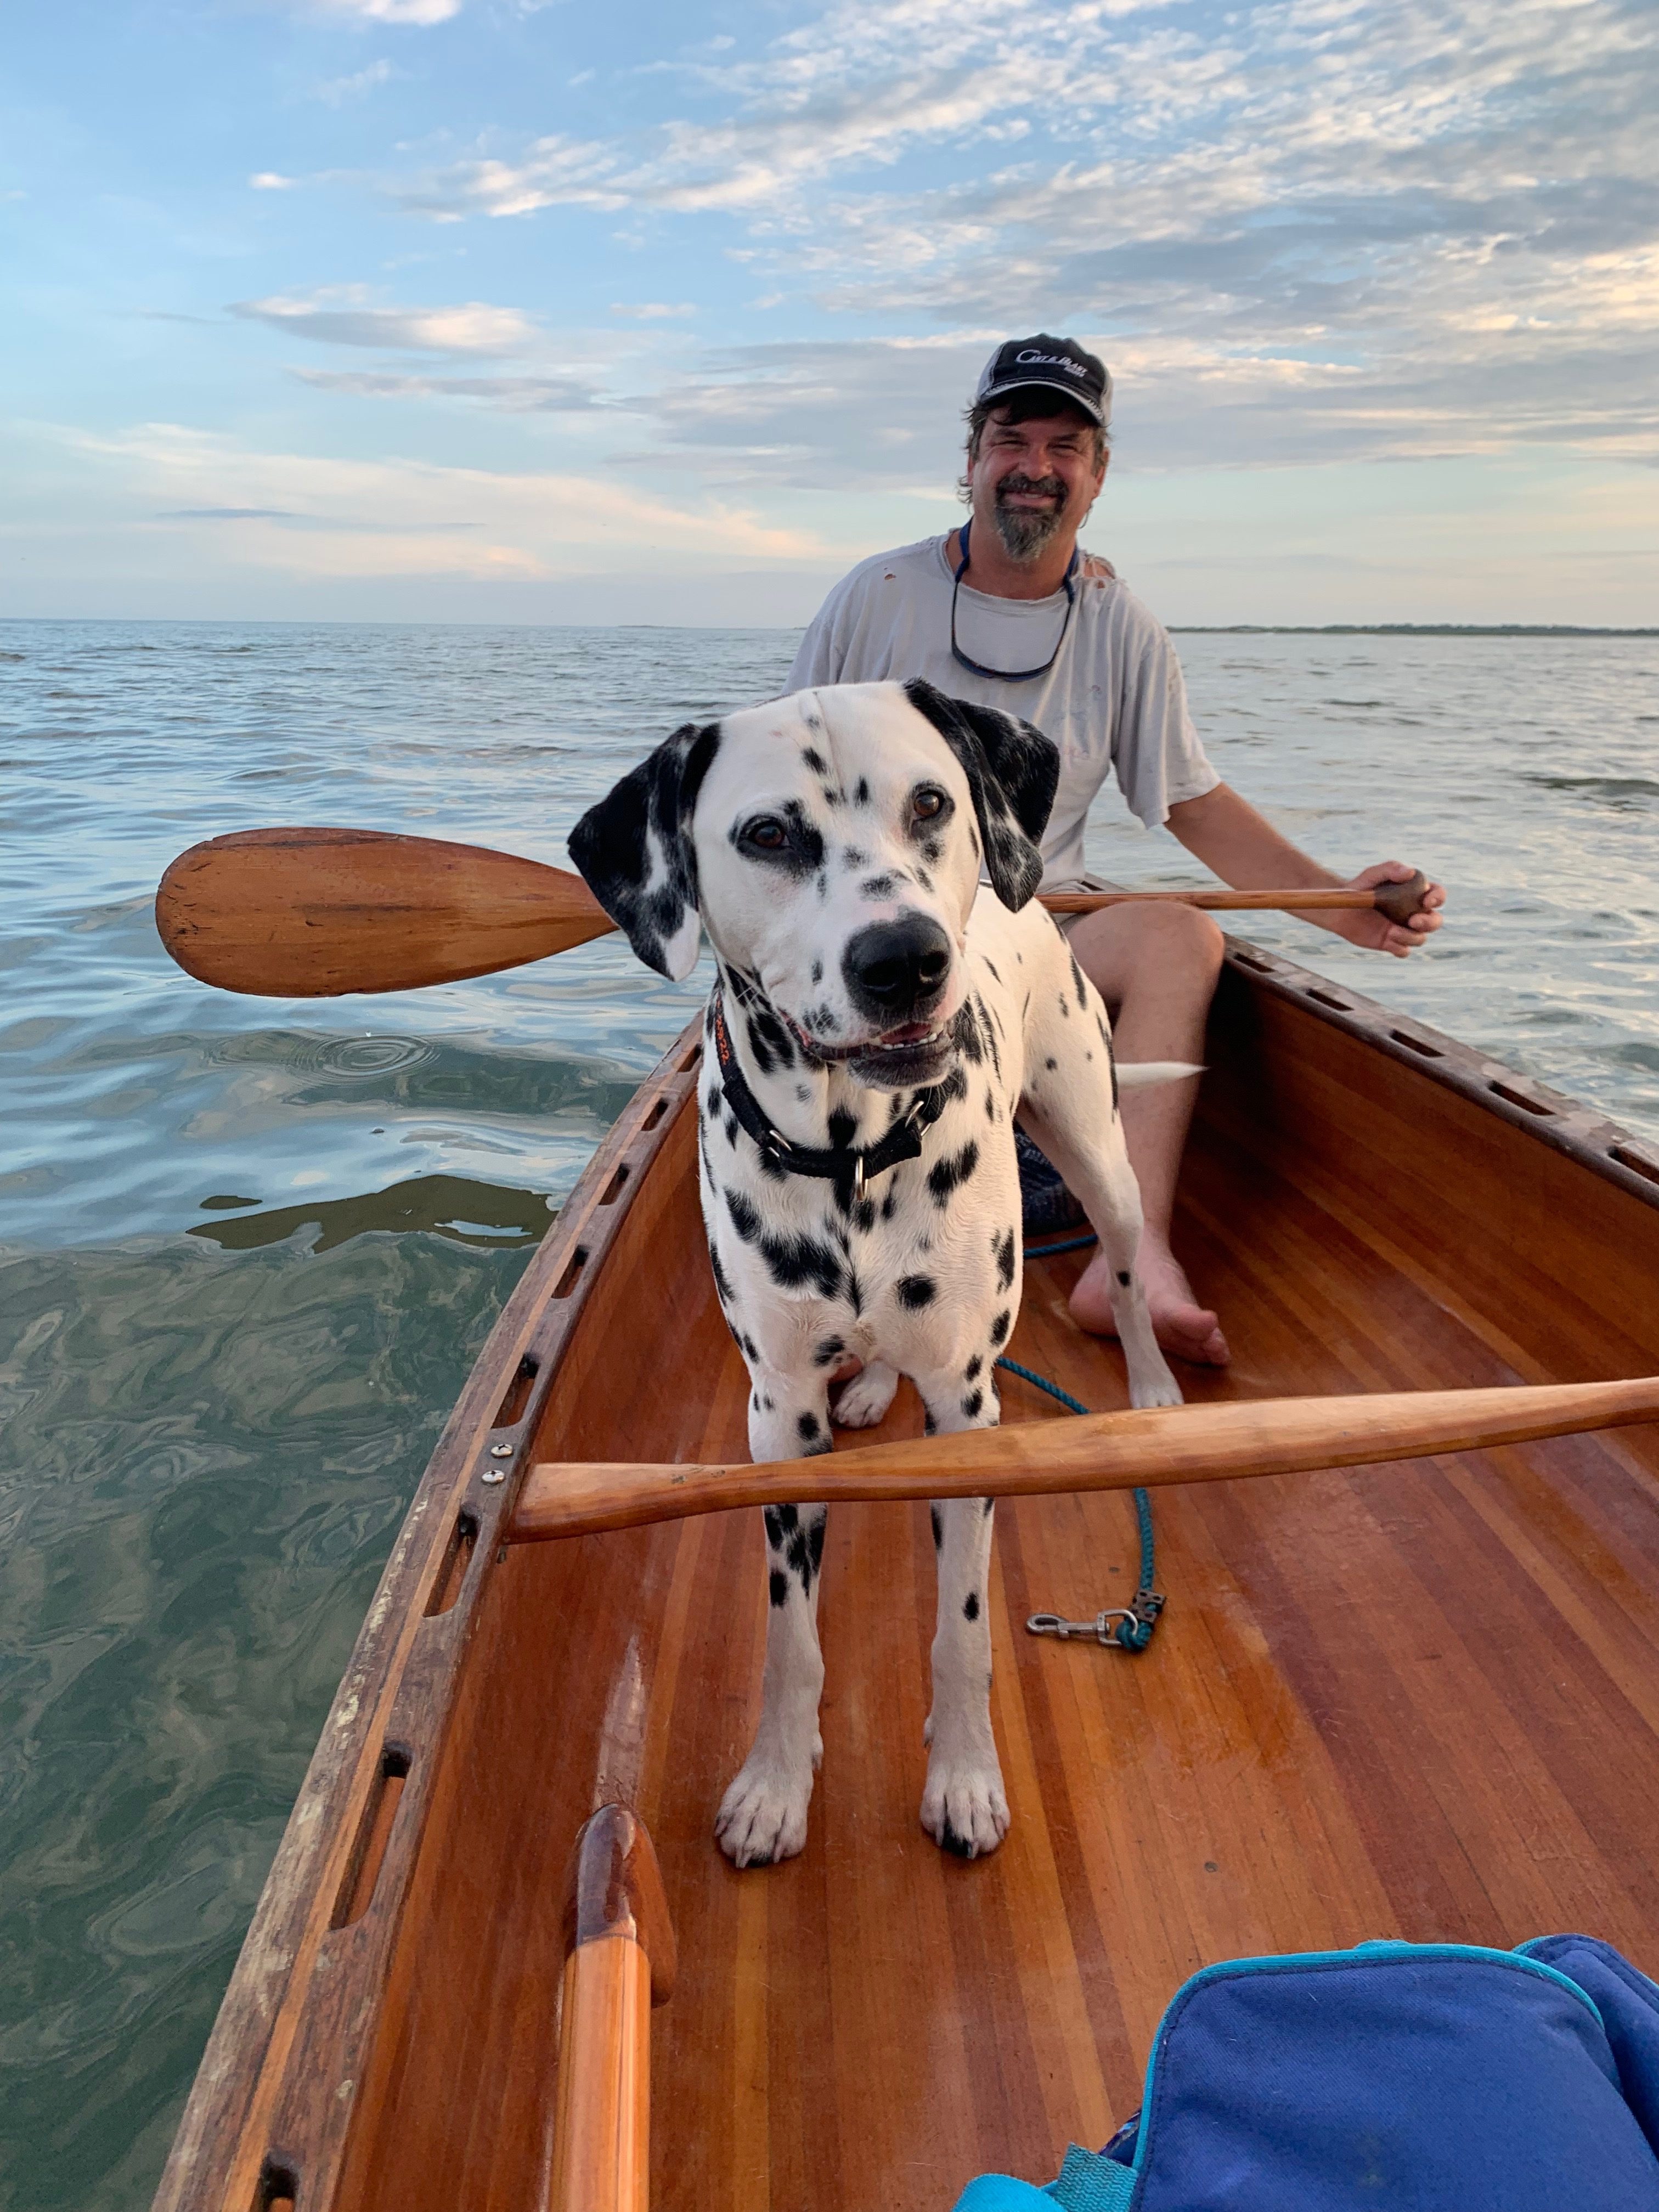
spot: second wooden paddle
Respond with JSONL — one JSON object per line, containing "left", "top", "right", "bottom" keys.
{"left": 156, "top": 826, "right": 1428, "bottom": 998}
{"left": 507, "top": 1374, "right": 1659, "bottom": 1542}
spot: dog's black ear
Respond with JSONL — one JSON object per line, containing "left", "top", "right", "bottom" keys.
{"left": 902, "top": 680, "right": 1059, "bottom": 911}
{"left": 568, "top": 720, "right": 721, "bottom": 979}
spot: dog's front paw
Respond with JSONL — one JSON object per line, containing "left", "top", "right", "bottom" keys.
{"left": 1128, "top": 1355, "right": 1183, "bottom": 1410}
{"left": 831, "top": 1360, "right": 900, "bottom": 1429}
{"left": 921, "top": 1748, "right": 1009, "bottom": 1860}
{"left": 715, "top": 1754, "right": 814, "bottom": 1868}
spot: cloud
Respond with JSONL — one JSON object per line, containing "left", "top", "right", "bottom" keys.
{"left": 61, "top": 422, "right": 828, "bottom": 582}
{"left": 358, "top": 0, "right": 1659, "bottom": 472}
{"left": 314, "top": 59, "right": 397, "bottom": 104}
{"left": 291, "top": 369, "right": 606, "bottom": 410}
{"left": 314, "top": 0, "right": 461, "bottom": 22}
{"left": 611, "top": 302, "right": 696, "bottom": 319}
{"left": 250, "top": 173, "right": 296, "bottom": 191}
{"left": 230, "top": 287, "right": 539, "bottom": 354}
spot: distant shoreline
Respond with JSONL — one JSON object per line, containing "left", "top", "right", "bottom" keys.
{"left": 1169, "top": 624, "right": 1659, "bottom": 638}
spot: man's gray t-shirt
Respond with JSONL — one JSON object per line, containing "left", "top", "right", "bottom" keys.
{"left": 786, "top": 535, "right": 1219, "bottom": 885}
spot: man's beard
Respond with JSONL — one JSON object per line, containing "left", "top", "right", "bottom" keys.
{"left": 991, "top": 473, "right": 1068, "bottom": 562}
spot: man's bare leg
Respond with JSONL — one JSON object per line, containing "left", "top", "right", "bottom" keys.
{"left": 1060, "top": 902, "right": 1228, "bottom": 1365}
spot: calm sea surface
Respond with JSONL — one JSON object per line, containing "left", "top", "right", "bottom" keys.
{"left": 3, "top": 620, "right": 1657, "bottom": 2205}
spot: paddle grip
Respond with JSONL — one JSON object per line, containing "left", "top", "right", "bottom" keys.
{"left": 1370, "top": 870, "right": 1430, "bottom": 927}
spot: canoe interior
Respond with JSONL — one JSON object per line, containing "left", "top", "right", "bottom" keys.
{"left": 165, "top": 951, "right": 1659, "bottom": 2212}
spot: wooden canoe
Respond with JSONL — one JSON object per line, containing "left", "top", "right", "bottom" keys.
{"left": 153, "top": 937, "right": 1659, "bottom": 2212}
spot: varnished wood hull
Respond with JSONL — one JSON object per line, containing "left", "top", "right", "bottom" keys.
{"left": 154, "top": 944, "right": 1659, "bottom": 2212}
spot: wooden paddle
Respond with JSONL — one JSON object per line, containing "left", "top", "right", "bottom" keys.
{"left": 505, "top": 1374, "right": 1659, "bottom": 1541}
{"left": 155, "top": 827, "right": 1431, "bottom": 998}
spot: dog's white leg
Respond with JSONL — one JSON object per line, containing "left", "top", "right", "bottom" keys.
{"left": 910, "top": 1368, "right": 1009, "bottom": 1859}
{"left": 714, "top": 1381, "right": 832, "bottom": 1869}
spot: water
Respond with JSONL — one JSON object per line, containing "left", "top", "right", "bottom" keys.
{"left": 2, "top": 620, "right": 1656, "bottom": 2208}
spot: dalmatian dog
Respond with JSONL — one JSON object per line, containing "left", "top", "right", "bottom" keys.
{"left": 569, "top": 679, "right": 1187, "bottom": 1867}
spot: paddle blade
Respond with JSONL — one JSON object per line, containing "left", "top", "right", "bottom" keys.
{"left": 156, "top": 827, "right": 616, "bottom": 997}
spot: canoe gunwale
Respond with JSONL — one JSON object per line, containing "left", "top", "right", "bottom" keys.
{"left": 150, "top": 1029, "right": 706, "bottom": 2212}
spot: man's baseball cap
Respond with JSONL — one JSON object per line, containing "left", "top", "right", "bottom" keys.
{"left": 974, "top": 334, "right": 1112, "bottom": 427}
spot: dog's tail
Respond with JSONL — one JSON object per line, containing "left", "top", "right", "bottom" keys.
{"left": 1115, "top": 1060, "right": 1205, "bottom": 1090}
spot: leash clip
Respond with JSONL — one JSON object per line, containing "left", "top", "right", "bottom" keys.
{"left": 1026, "top": 1601, "right": 1163, "bottom": 1651}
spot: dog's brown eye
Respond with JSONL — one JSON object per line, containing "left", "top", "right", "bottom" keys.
{"left": 744, "top": 816, "right": 788, "bottom": 851}
{"left": 912, "top": 787, "right": 946, "bottom": 820}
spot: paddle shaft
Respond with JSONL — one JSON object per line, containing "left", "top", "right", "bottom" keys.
{"left": 505, "top": 1374, "right": 1659, "bottom": 1542}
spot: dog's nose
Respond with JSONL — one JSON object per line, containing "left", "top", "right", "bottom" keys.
{"left": 842, "top": 915, "right": 952, "bottom": 1021}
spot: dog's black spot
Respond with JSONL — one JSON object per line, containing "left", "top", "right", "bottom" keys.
{"left": 814, "top": 1335, "right": 845, "bottom": 1367}
{"left": 924, "top": 1409, "right": 938, "bottom": 1437}
{"left": 804, "top": 1002, "right": 837, "bottom": 1034}
{"left": 968, "top": 826, "right": 980, "bottom": 858}
{"left": 930, "top": 1505, "right": 943, "bottom": 1548}
{"left": 727, "top": 1189, "right": 845, "bottom": 1299}
{"left": 984, "top": 1090, "right": 995, "bottom": 1121}
{"left": 841, "top": 845, "right": 868, "bottom": 868}
{"left": 980, "top": 956, "right": 1001, "bottom": 984}
{"left": 1045, "top": 1056, "right": 1057, "bottom": 1071}
{"left": 881, "top": 1182, "right": 899, "bottom": 1220}
{"left": 994, "top": 1227, "right": 1016, "bottom": 1291}
{"left": 762, "top": 1394, "right": 774, "bottom": 1411}
{"left": 752, "top": 1391, "right": 759, "bottom": 1412}
{"left": 709, "top": 1242, "right": 733, "bottom": 1304}
{"left": 962, "top": 1389, "right": 983, "bottom": 1419}
{"left": 916, "top": 866, "right": 934, "bottom": 893}
{"left": 921, "top": 837, "right": 942, "bottom": 864}
{"left": 821, "top": 785, "right": 842, "bottom": 807}
{"left": 964, "top": 1353, "right": 983, "bottom": 1381}
{"left": 854, "top": 775, "right": 871, "bottom": 804}
{"left": 1069, "top": 951, "right": 1088, "bottom": 1011}
{"left": 988, "top": 1307, "right": 1011, "bottom": 1347}
{"left": 817, "top": 871, "right": 828, "bottom": 900}
{"left": 801, "top": 744, "right": 827, "bottom": 774}
{"left": 896, "top": 1273, "right": 936, "bottom": 1310}
{"left": 963, "top": 1591, "right": 980, "bottom": 1622}
{"left": 983, "top": 1496, "right": 995, "bottom": 1517}
{"left": 1057, "top": 992, "right": 1069, "bottom": 1017}
{"left": 847, "top": 1265, "right": 865, "bottom": 1317}
{"left": 769, "top": 1569, "right": 789, "bottom": 1607}
{"left": 795, "top": 1083, "right": 811, "bottom": 1104}
{"left": 939, "top": 1064, "right": 969, "bottom": 1105}
{"left": 953, "top": 1002, "right": 984, "bottom": 1065}
{"left": 765, "top": 1503, "right": 799, "bottom": 1544}
{"left": 741, "top": 1331, "right": 760, "bottom": 1362}
{"left": 1118, "top": 1270, "right": 1131, "bottom": 1286}
{"left": 939, "top": 1822, "right": 975, "bottom": 1860}
{"left": 797, "top": 1410, "right": 821, "bottom": 1443}
{"left": 758, "top": 1147, "right": 790, "bottom": 1183}
{"left": 725, "top": 1114, "right": 740, "bottom": 1147}
{"left": 752, "top": 1004, "right": 797, "bottom": 1070}
{"left": 928, "top": 1141, "right": 980, "bottom": 1207}
{"left": 854, "top": 1197, "right": 876, "bottom": 1233}
{"left": 808, "top": 1516, "right": 826, "bottom": 1573}
{"left": 859, "top": 873, "right": 897, "bottom": 900}
{"left": 811, "top": 958, "right": 823, "bottom": 984}
{"left": 828, "top": 1107, "right": 857, "bottom": 1149}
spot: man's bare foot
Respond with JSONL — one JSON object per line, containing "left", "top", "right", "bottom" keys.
{"left": 1070, "top": 1234, "right": 1230, "bottom": 1366}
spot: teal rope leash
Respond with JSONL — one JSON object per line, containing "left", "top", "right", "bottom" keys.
{"left": 997, "top": 1238, "right": 1166, "bottom": 1654}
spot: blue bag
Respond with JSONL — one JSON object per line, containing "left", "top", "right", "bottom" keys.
{"left": 953, "top": 1935, "right": 1659, "bottom": 2211}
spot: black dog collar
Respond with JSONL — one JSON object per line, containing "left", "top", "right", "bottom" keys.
{"left": 712, "top": 997, "right": 948, "bottom": 1207}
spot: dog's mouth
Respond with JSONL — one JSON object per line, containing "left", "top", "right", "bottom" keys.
{"left": 783, "top": 1013, "right": 946, "bottom": 1065}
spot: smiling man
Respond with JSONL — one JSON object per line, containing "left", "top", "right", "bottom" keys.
{"left": 787, "top": 334, "right": 1443, "bottom": 1365}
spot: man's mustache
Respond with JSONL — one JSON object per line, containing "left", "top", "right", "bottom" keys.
{"left": 995, "top": 473, "right": 1068, "bottom": 503}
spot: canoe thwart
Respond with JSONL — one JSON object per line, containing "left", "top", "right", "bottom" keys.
{"left": 506, "top": 1375, "right": 1659, "bottom": 1541}
{"left": 561, "top": 1803, "right": 677, "bottom": 2007}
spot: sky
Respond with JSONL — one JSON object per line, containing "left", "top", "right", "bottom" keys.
{"left": 4, "top": 0, "right": 1657, "bottom": 626}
